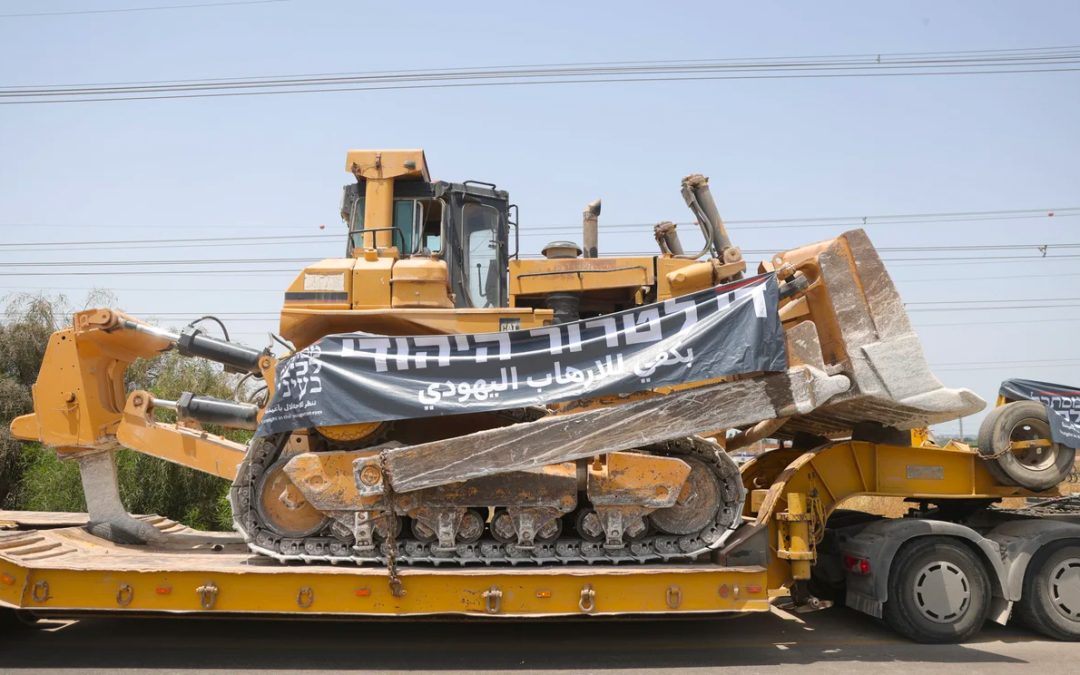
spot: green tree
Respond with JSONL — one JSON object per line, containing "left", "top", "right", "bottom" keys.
{"left": 0, "top": 294, "right": 245, "bottom": 530}
{"left": 0, "top": 294, "right": 62, "bottom": 508}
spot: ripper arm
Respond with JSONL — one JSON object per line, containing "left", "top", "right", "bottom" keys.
{"left": 8, "top": 308, "right": 275, "bottom": 542}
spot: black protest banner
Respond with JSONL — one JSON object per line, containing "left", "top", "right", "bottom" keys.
{"left": 256, "top": 273, "right": 788, "bottom": 436}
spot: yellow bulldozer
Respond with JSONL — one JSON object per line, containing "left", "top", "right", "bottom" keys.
{"left": 10, "top": 148, "right": 985, "bottom": 566}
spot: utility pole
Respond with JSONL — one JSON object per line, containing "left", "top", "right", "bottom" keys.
{"left": 958, "top": 416, "right": 965, "bottom": 441}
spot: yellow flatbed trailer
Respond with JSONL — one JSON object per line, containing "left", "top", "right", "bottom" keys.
{"left": 4, "top": 440, "right": 1079, "bottom": 644}
{"left": 0, "top": 513, "right": 770, "bottom": 617}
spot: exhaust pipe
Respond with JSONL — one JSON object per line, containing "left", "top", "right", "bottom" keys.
{"left": 582, "top": 199, "right": 601, "bottom": 258}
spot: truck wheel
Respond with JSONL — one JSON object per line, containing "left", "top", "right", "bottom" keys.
{"left": 883, "top": 537, "right": 991, "bottom": 643}
{"left": 1017, "top": 543, "right": 1080, "bottom": 640}
{"left": 978, "top": 401, "right": 1075, "bottom": 491}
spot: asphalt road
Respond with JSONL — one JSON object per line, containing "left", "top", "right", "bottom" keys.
{"left": 0, "top": 606, "right": 1075, "bottom": 674}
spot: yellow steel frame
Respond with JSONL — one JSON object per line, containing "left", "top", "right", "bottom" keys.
{"left": 9, "top": 308, "right": 175, "bottom": 450}
{"left": 508, "top": 257, "right": 656, "bottom": 298}
{"left": 9, "top": 308, "right": 269, "bottom": 480}
{"left": 745, "top": 439, "right": 1055, "bottom": 590}
{"left": 0, "top": 439, "right": 1051, "bottom": 620}
{"left": 115, "top": 391, "right": 246, "bottom": 481}
{"left": 0, "top": 550, "right": 768, "bottom": 617}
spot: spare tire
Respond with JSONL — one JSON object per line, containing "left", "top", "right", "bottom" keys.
{"left": 976, "top": 405, "right": 1011, "bottom": 486}
{"left": 977, "top": 400, "right": 1075, "bottom": 491}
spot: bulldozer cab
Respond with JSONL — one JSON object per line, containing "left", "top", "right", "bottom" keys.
{"left": 340, "top": 179, "right": 511, "bottom": 309}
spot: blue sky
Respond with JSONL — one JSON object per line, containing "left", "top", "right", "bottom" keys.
{"left": 2, "top": 0, "right": 1078, "bottom": 436}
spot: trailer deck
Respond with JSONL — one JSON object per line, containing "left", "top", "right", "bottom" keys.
{"left": 0, "top": 512, "right": 770, "bottom": 618}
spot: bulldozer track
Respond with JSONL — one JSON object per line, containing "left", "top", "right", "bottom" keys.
{"left": 229, "top": 432, "right": 746, "bottom": 567}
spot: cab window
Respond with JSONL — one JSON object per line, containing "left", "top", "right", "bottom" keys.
{"left": 347, "top": 198, "right": 421, "bottom": 253}
{"left": 418, "top": 199, "right": 443, "bottom": 254}
{"left": 462, "top": 203, "right": 500, "bottom": 307}
{"left": 393, "top": 200, "right": 415, "bottom": 253}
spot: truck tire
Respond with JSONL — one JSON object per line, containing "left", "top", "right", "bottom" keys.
{"left": 976, "top": 405, "right": 1011, "bottom": 485}
{"left": 977, "top": 401, "right": 1075, "bottom": 491}
{"left": 1017, "top": 543, "right": 1080, "bottom": 640}
{"left": 883, "top": 537, "right": 991, "bottom": 643}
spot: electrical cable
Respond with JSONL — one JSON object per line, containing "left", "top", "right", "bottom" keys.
{"left": 4, "top": 46, "right": 1079, "bottom": 105}
{"left": 0, "top": 0, "right": 289, "bottom": 19}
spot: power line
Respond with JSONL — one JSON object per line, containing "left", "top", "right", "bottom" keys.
{"left": 885, "top": 257, "right": 1080, "bottom": 268}
{"left": 4, "top": 46, "right": 1079, "bottom": 105}
{"left": 8, "top": 67, "right": 1080, "bottom": 106}
{"left": 8, "top": 300, "right": 1079, "bottom": 317}
{"left": 0, "top": 239, "right": 334, "bottom": 254}
{"left": 0, "top": 0, "right": 289, "bottom": 19}
{"left": 3, "top": 254, "right": 1079, "bottom": 277}
{"left": 915, "top": 317, "right": 1080, "bottom": 328}
{"left": 934, "top": 362, "right": 1080, "bottom": 372}
{"left": 0, "top": 257, "right": 316, "bottom": 268}
{"left": 3, "top": 207, "right": 1073, "bottom": 238}
{"left": 896, "top": 271, "right": 1080, "bottom": 284}
{"left": 5, "top": 251, "right": 1080, "bottom": 270}
{"left": 933, "top": 357, "right": 1080, "bottom": 367}
{"left": 0, "top": 232, "right": 333, "bottom": 248}
{"left": 0, "top": 223, "right": 313, "bottom": 230}
{"left": 523, "top": 209, "right": 1079, "bottom": 233}
{"left": 562, "top": 252, "right": 1080, "bottom": 262}
{"left": 0, "top": 286, "right": 279, "bottom": 293}
{"left": 907, "top": 297, "right": 1080, "bottom": 305}
{"left": 0, "top": 233, "right": 336, "bottom": 253}
{"left": 10, "top": 47, "right": 1080, "bottom": 95}
{"left": 7, "top": 275, "right": 1080, "bottom": 294}
{"left": 4, "top": 236, "right": 1079, "bottom": 258}
{"left": 908, "top": 303, "right": 1080, "bottom": 312}
{"left": 0, "top": 311, "right": 280, "bottom": 317}
{"left": 9, "top": 44, "right": 1078, "bottom": 89}
{"left": 0, "top": 268, "right": 299, "bottom": 277}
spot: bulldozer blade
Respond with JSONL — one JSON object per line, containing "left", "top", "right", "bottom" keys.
{"left": 773, "top": 229, "right": 985, "bottom": 437}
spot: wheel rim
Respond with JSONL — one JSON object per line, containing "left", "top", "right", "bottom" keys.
{"left": 1049, "top": 556, "right": 1080, "bottom": 620}
{"left": 913, "top": 561, "right": 971, "bottom": 623}
{"left": 1008, "top": 417, "right": 1058, "bottom": 471}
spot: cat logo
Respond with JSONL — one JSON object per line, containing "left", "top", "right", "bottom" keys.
{"left": 499, "top": 318, "right": 521, "bottom": 332}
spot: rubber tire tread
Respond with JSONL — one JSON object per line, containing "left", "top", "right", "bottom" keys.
{"left": 883, "top": 537, "right": 991, "bottom": 644}
{"left": 977, "top": 401, "right": 1075, "bottom": 491}
{"left": 976, "top": 405, "right": 1011, "bottom": 485}
{"left": 1016, "top": 543, "right": 1080, "bottom": 641}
